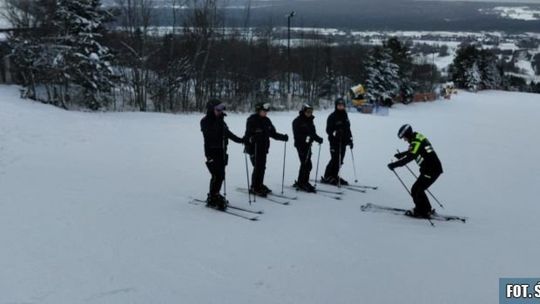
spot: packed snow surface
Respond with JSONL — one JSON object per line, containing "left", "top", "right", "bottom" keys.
{"left": 0, "top": 85, "right": 539, "bottom": 303}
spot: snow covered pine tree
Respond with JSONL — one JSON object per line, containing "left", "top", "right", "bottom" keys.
{"left": 365, "top": 46, "right": 400, "bottom": 103}
{"left": 53, "top": 0, "right": 115, "bottom": 110}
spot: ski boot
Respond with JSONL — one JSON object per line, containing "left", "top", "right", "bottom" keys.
{"left": 250, "top": 186, "right": 268, "bottom": 198}
{"left": 405, "top": 207, "right": 432, "bottom": 219}
{"left": 321, "top": 176, "right": 339, "bottom": 186}
{"left": 206, "top": 193, "right": 228, "bottom": 211}
{"left": 294, "top": 181, "right": 316, "bottom": 193}
{"left": 215, "top": 194, "right": 228, "bottom": 211}
{"left": 338, "top": 177, "right": 349, "bottom": 186}
{"left": 261, "top": 184, "right": 272, "bottom": 195}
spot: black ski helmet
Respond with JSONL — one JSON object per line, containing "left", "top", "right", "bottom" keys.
{"left": 301, "top": 103, "right": 313, "bottom": 112}
{"left": 398, "top": 124, "right": 413, "bottom": 139}
{"left": 255, "top": 102, "right": 271, "bottom": 112}
{"left": 206, "top": 98, "right": 225, "bottom": 114}
{"left": 335, "top": 98, "right": 346, "bottom": 107}
{"left": 206, "top": 99, "right": 221, "bottom": 110}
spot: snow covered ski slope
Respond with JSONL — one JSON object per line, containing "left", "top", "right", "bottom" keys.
{"left": 0, "top": 85, "right": 539, "bottom": 303}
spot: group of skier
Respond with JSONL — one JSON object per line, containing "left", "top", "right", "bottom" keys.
{"left": 200, "top": 97, "right": 443, "bottom": 219}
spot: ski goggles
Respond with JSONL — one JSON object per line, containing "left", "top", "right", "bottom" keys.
{"left": 214, "top": 103, "right": 226, "bottom": 112}
{"left": 260, "top": 103, "right": 271, "bottom": 111}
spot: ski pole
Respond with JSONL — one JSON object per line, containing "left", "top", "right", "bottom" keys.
{"left": 392, "top": 164, "right": 435, "bottom": 227}
{"left": 304, "top": 143, "right": 312, "bottom": 166}
{"left": 391, "top": 163, "right": 435, "bottom": 227}
{"left": 253, "top": 143, "right": 257, "bottom": 203}
{"left": 337, "top": 136, "right": 342, "bottom": 188}
{"left": 223, "top": 139, "right": 227, "bottom": 199}
{"left": 224, "top": 175, "right": 227, "bottom": 198}
{"left": 301, "top": 142, "right": 312, "bottom": 177}
{"left": 314, "top": 143, "right": 322, "bottom": 189}
{"left": 404, "top": 164, "right": 444, "bottom": 209}
{"left": 350, "top": 146, "right": 358, "bottom": 183}
{"left": 395, "top": 149, "right": 445, "bottom": 209}
{"left": 244, "top": 152, "right": 252, "bottom": 205}
{"left": 281, "top": 141, "right": 287, "bottom": 195}
{"left": 391, "top": 168, "right": 411, "bottom": 195}
{"left": 296, "top": 143, "right": 313, "bottom": 188}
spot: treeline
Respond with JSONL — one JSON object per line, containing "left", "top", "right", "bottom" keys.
{"left": 450, "top": 44, "right": 540, "bottom": 93}
{"left": 3, "top": 0, "right": 442, "bottom": 111}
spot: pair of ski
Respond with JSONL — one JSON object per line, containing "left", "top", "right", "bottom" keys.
{"left": 189, "top": 198, "right": 263, "bottom": 221}
{"left": 361, "top": 203, "right": 467, "bottom": 225}
{"left": 189, "top": 188, "right": 298, "bottom": 221}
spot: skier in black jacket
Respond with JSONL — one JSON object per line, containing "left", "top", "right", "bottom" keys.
{"left": 292, "top": 104, "right": 323, "bottom": 192}
{"left": 388, "top": 124, "right": 443, "bottom": 218}
{"left": 321, "top": 98, "right": 353, "bottom": 186}
{"left": 244, "top": 102, "right": 289, "bottom": 197}
{"left": 200, "top": 99, "right": 244, "bottom": 210}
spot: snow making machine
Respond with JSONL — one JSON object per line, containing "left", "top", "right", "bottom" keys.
{"left": 349, "top": 84, "right": 374, "bottom": 113}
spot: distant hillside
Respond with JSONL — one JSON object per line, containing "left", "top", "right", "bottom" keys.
{"left": 104, "top": 0, "right": 540, "bottom": 32}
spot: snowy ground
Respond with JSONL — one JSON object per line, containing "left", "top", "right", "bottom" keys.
{"left": 481, "top": 6, "right": 540, "bottom": 21}
{"left": 1, "top": 85, "right": 539, "bottom": 303}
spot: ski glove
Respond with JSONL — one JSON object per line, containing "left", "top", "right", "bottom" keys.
{"left": 284, "top": 134, "right": 289, "bottom": 142}
{"left": 349, "top": 141, "right": 354, "bottom": 149}
{"left": 394, "top": 151, "right": 407, "bottom": 159}
{"left": 387, "top": 162, "right": 397, "bottom": 171}
{"left": 315, "top": 136, "right": 323, "bottom": 144}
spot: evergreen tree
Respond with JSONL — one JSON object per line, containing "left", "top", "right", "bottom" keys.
{"left": 8, "top": 0, "right": 58, "bottom": 102}
{"left": 532, "top": 54, "right": 540, "bottom": 76}
{"left": 53, "top": 0, "right": 115, "bottom": 110}
{"left": 384, "top": 37, "right": 414, "bottom": 93}
{"left": 478, "top": 50, "right": 502, "bottom": 90}
{"left": 465, "top": 62, "right": 481, "bottom": 92}
{"left": 365, "top": 46, "right": 400, "bottom": 102}
{"left": 451, "top": 44, "right": 503, "bottom": 91}
{"left": 9, "top": 0, "right": 115, "bottom": 110}
{"left": 450, "top": 44, "right": 480, "bottom": 89}
{"left": 384, "top": 37, "right": 413, "bottom": 81}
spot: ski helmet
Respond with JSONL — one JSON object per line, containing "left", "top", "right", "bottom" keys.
{"left": 335, "top": 98, "right": 346, "bottom": 107}
{"left": 398, "top": 124, "right": 413, "bottom": 139}
{"left": 301, "top": 103, "right": 313, "bottom": 112}
{"left": 214, "top": 103, "right": 226, "bottom": 112}
{"left": 255, "top": 102, "right": 271, "bottom": 112}
{"left": 206, "top": 99, "right": 225, "bottom": 114}
{"left": 206, "top": 99, "right": 221, "bottom": 110}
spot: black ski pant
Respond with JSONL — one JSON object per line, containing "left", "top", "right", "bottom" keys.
{"left": 205, "top": 151, "right": 227, "bottom": 196}
{"left": 324, "top": 144, "right": 347, "bottom": 179}
{"left": 296, "top": 146, "right": 312, "bottom": 185}
{"left": 250, "top": 151, "right": 267, "bottom": 190}
{"left": 411, "top": 172, "right": 441, "bottom": 214}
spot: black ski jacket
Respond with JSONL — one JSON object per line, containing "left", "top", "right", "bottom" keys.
{"left": 326, "top": 110, "right": 352, "bottom": 147}
{"left": 292, "top": 112, "right": 323, "bottom": 150}
{"left": 244, "top": 114, "right": 287, "bottom": 155}
{"left": 200, "top": 113, "right": 243, "bottom": 158}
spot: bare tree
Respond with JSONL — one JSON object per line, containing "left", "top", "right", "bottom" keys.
{"left": 114, "top": 0, "right": 155, "bottom": 111}
{"left": 183, "top": 0, "right": 222, "bottom": 110}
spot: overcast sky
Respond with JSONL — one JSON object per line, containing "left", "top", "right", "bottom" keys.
{"left": 417, "top": 0, "right": 540, "bottom": 3}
